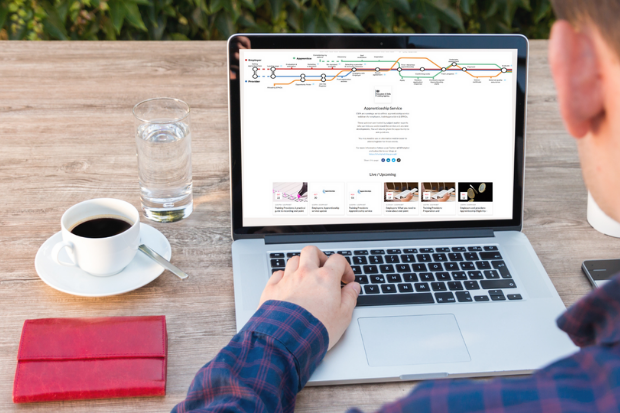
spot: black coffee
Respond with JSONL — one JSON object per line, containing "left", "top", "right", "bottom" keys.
{"left": 71, "top": 217, "right": 132, "bottom": 239}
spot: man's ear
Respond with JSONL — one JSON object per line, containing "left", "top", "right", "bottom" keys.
{"left": 549, "top": 20, "right": 605, "bottom": 138}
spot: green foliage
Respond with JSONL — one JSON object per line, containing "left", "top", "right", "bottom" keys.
{"left": 0, "top": 0, "right": 555, "bottom": 41}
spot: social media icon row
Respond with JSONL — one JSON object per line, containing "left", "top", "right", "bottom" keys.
{"left": 381, "top": 158, "right": 401, "bottom": 162}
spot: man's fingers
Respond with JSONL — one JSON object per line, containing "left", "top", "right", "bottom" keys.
{"left": 284, "top": 256, "right": 300, "bottom": 276}
{"left": 298, "top": 245, "right": 327, "bottom": 270}
{"left": 340, "top": 282, "right": 360, "bottom": 316}
{"left": 322, "top": 254, "right": 355, "bottom": 284}
{"left": 267, "top": 269, "right": 284, "bottom": 285}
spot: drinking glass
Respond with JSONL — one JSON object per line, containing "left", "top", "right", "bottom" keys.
{"left": 133, "top": 98, "right": 193, "bottom": 223}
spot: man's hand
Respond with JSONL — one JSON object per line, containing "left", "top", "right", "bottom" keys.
{"left": 258, "top": 246, "right": 361, "bottom": 350}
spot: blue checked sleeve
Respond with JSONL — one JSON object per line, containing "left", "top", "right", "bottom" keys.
{"left": 171, "top": 300, "right": 329, "bottom": 413}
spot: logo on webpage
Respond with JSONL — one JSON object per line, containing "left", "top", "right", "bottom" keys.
{"left": 374, "top": 86, "right": 392, "bottom": 103}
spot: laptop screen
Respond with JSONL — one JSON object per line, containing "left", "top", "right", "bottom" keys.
{"left": 239, "top": 48, "right": 518, "bottom": 227}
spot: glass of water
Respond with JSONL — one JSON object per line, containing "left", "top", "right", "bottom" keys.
{"left": 133, "top": 98, "right": 193, "bottom": 223}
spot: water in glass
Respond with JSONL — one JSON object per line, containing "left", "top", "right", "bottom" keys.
{"left": 136, "top": 121, "right": 192, "bottom": 222}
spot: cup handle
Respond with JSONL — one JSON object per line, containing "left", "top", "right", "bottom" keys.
{"left": 51, "top": 241, "right": 77, "bottom": 267}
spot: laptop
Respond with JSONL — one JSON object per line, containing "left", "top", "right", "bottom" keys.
{"left": 227, "top": 34, "right": 577, "bottom": 385}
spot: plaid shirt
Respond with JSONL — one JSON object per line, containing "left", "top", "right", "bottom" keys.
{"left": 173, "top": 276, "right": 620, "bottom": 413}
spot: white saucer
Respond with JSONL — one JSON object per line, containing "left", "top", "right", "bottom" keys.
{"left": 35, "top": 224, "right": 171, "bottom": 297}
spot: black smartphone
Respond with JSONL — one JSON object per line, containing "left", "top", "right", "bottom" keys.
{"left": 582, "top": 259, "right": 620, "bottom": 288}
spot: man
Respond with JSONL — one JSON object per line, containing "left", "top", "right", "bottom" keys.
{"left": 173, "top": 1, "right": 620, "bottom": 411}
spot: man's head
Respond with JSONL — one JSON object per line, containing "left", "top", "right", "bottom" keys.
{"left": 549, "top": 0, "right": 620, "bottom": 221}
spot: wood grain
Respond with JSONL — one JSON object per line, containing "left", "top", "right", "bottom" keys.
{"left": 0, "top": 40, "right": 616, "bottom": 413}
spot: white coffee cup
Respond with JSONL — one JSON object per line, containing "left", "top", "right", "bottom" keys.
{"left": 51, "top": 198, "right": 141, "bottom": 276}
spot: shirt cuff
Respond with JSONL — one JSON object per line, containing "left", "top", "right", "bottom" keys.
{"left": 240, "top": 300, "right": 329, "bottom": 389}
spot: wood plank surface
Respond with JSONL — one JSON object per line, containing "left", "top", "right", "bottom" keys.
{"left": 0, "top": 40, "right": 616, "bottom": 413}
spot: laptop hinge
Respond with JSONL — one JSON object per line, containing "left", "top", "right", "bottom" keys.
{"left": 264, "top": 229, "right": 495, "bottom": 245}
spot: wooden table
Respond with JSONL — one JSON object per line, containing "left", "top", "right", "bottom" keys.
{"left": 1, "top": 40, "right": 617, "bottom": 412}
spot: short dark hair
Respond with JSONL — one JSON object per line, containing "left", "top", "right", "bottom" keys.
{"left": 551, "top": 0, "right": 620, "bottom": 54}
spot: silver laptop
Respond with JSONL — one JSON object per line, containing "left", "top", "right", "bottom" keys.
{"left": 227, "top": 34, "right": 577, "bottom": 385}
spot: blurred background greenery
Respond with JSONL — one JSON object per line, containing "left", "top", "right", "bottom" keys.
{"left": 0, "top": 0, "right": 554, "bottom": 41}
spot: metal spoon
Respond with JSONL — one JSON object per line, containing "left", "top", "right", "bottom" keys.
{"left": 138, "top": 244, "right": 189, "bottom": 280}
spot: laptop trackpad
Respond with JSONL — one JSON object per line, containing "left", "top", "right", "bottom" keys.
{"left": 358, "top": 314, "right": 471, "bottom": 367}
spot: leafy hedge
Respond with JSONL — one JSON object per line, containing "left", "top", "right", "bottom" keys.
{"left": 0, "top": 0, "right": 555, "bottom": 41}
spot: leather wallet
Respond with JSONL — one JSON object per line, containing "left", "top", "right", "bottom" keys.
{"left": 13, "top": 316, "right": 167, "bottom": 403}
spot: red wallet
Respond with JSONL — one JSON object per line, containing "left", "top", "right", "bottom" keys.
{"left": 13, "top": 316, "right": 167, "bottom": 403}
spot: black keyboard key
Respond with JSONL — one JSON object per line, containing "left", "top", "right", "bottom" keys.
{"left": 488, "top": 289, "right": 504, "bottom": 296}
{"left": 370, "top": 275, "right": 385, "bottom": 284}
{"left": 491, "top": 261, "right": 512, "bottom": 278}
{"left": 431, "top": 282, "right": 447, "bottom": 291}
{"left": 419, "top": 248, "right": 433, "bottom": 253}
{"left": 337, "top": 251, "right": 352, "bottom": 256}
{"left": 398, "top": 283, "right": 414, "bottom": 293}
{"left": 404, "top": 248, "right": 418, "bottom": 254}
{"left": 403, "top": 273, "right": 419, "bottom": 282}
{"left": 491, "top": 295, "right": 506, "bottom": 301}
{"left": 455, "top": 291, "right": 473, "bottom": 302}
{"left": 429, "top": 262, "right": 443, "bottom": 271}
{"left": 475, "top": 261, "right": 491, "bottom": 270}
{"left": 484, "top": 270, "right": 500, "bottom": 279}
{"left": 480, "top": 251, "right": 502, "bottom": 260}
{"left": 414, "top": 283, "right": 431, "bottom": 292}
{"left": 452, "top": 271, "right": 467, "bottom": 280}
{"left": 385, "top": 255, "right": 400, "bottom": 264}
{"left": 481, "top": 280, "right": 516, "bottom": 289}
{"left": 387, "top": 274, "right": 402, "bottom": 283}
{"left": 464, "top": 281, "right": 480, "bottom": 290}
{"left": 355, "top": 275, "right": 369, "bottom": 284}
{"left": 379, "top": 264, "right": 395, "bottom": 273}
{"left": 411, "top": 264, "right": 427, "bottom": 272}
{"left": 436, "top": 272, "right": 451, "bottom": 281}
{"left": 474, "top": 295, "right": 490, "bottom": 301}
{"left": 351, "top": 266, "right": 362, "bottom": 275}
{"left": 420, "top": 273, "right": 434, "bottom": 282}
{"left": 435, "top": 292, "right": 456, "bottom": 303}
{"left": 452, "top": 247, "right": 466, "bottom": 252}
{"left": 436, "top": 247, "right": 450, "bottom": 252}
{"left": 448, "top": 281, "right": 463, "bottom": 291}
{"left": 468, "top": 271, "right": 483, "bottom": 280}
{"left": 363, "top": 265, "right": 379, "bottom": 274}
{"left": 287, "top": 252, "right": 301, "bottom": 257}
{"left": 464, "top": 252, "right": 479, "bottom": 261}
{"left": 432, "top": 253, "right": 448, "bottom": 262}
{"left": 271, "top": 259, "right": 285, "bottom": 267}
{"left": 323, "top": 251, "right": 335, "bottom": 256}
{"left": 484, "top": 246, "right": 499, "bottom": 251}
{"left": 387, "top": 249, "right": 402, "bottom": 254}
{"left": 381, "top": 284, "right": 397, "bottom": 294}
{"left": 468, "top": 246, "right": 482, "bottom": 251}
{"left": 448, "top": 253, "right": 463, "bottom": 261}
{"left": 354, "top": 250, "right": 369, "bottom": 255}
{"left": 507, "top": 294, "right": 523, "bottom": 300}
{"left": 460, "top": 262, "right": 475, "bottom": 270}
{"left": 353, "top": 256, "right": 368, "bottom": 265}
{"left": 445, "top": 262, "right": 459, "bottom": 271}
{"left": 357, "top": 292, "right": 435, "bottom": 306}
{"left": 272, "top": 268, "right": 284, "bottom": 274}
{"left": 370, "top": 249, "right": 385, "bottom": 255}
{"left": 270, "top": 253, "right": 284, "bottom": 258}
{"left": 401, "top": 254, "right": 416, "bottom": 263}
{"left": 396, "top": 264, "right": 411, "bottom": 273}
{"left": 345, "top": 257, "right": 351, "bottom": 264}
{"left": 364, "top": 285, "right": 380, "bottom": 294}
{"left": 369, "top": 255, "right": 384, "bottom": 264}
{"left": 417, "top": 254, "right": 431, "bottom": 262}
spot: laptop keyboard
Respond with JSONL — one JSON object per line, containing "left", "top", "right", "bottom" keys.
{"left": 268, "top": 245, "right": 522, "bottom": 306}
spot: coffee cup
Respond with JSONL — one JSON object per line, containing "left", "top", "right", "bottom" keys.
{"left": 51, "top": 199, "right": 141, "bottom": 276}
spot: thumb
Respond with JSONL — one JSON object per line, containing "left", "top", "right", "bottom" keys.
{"left": 340, "top": 282, "right": 360, "bottom": 316}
